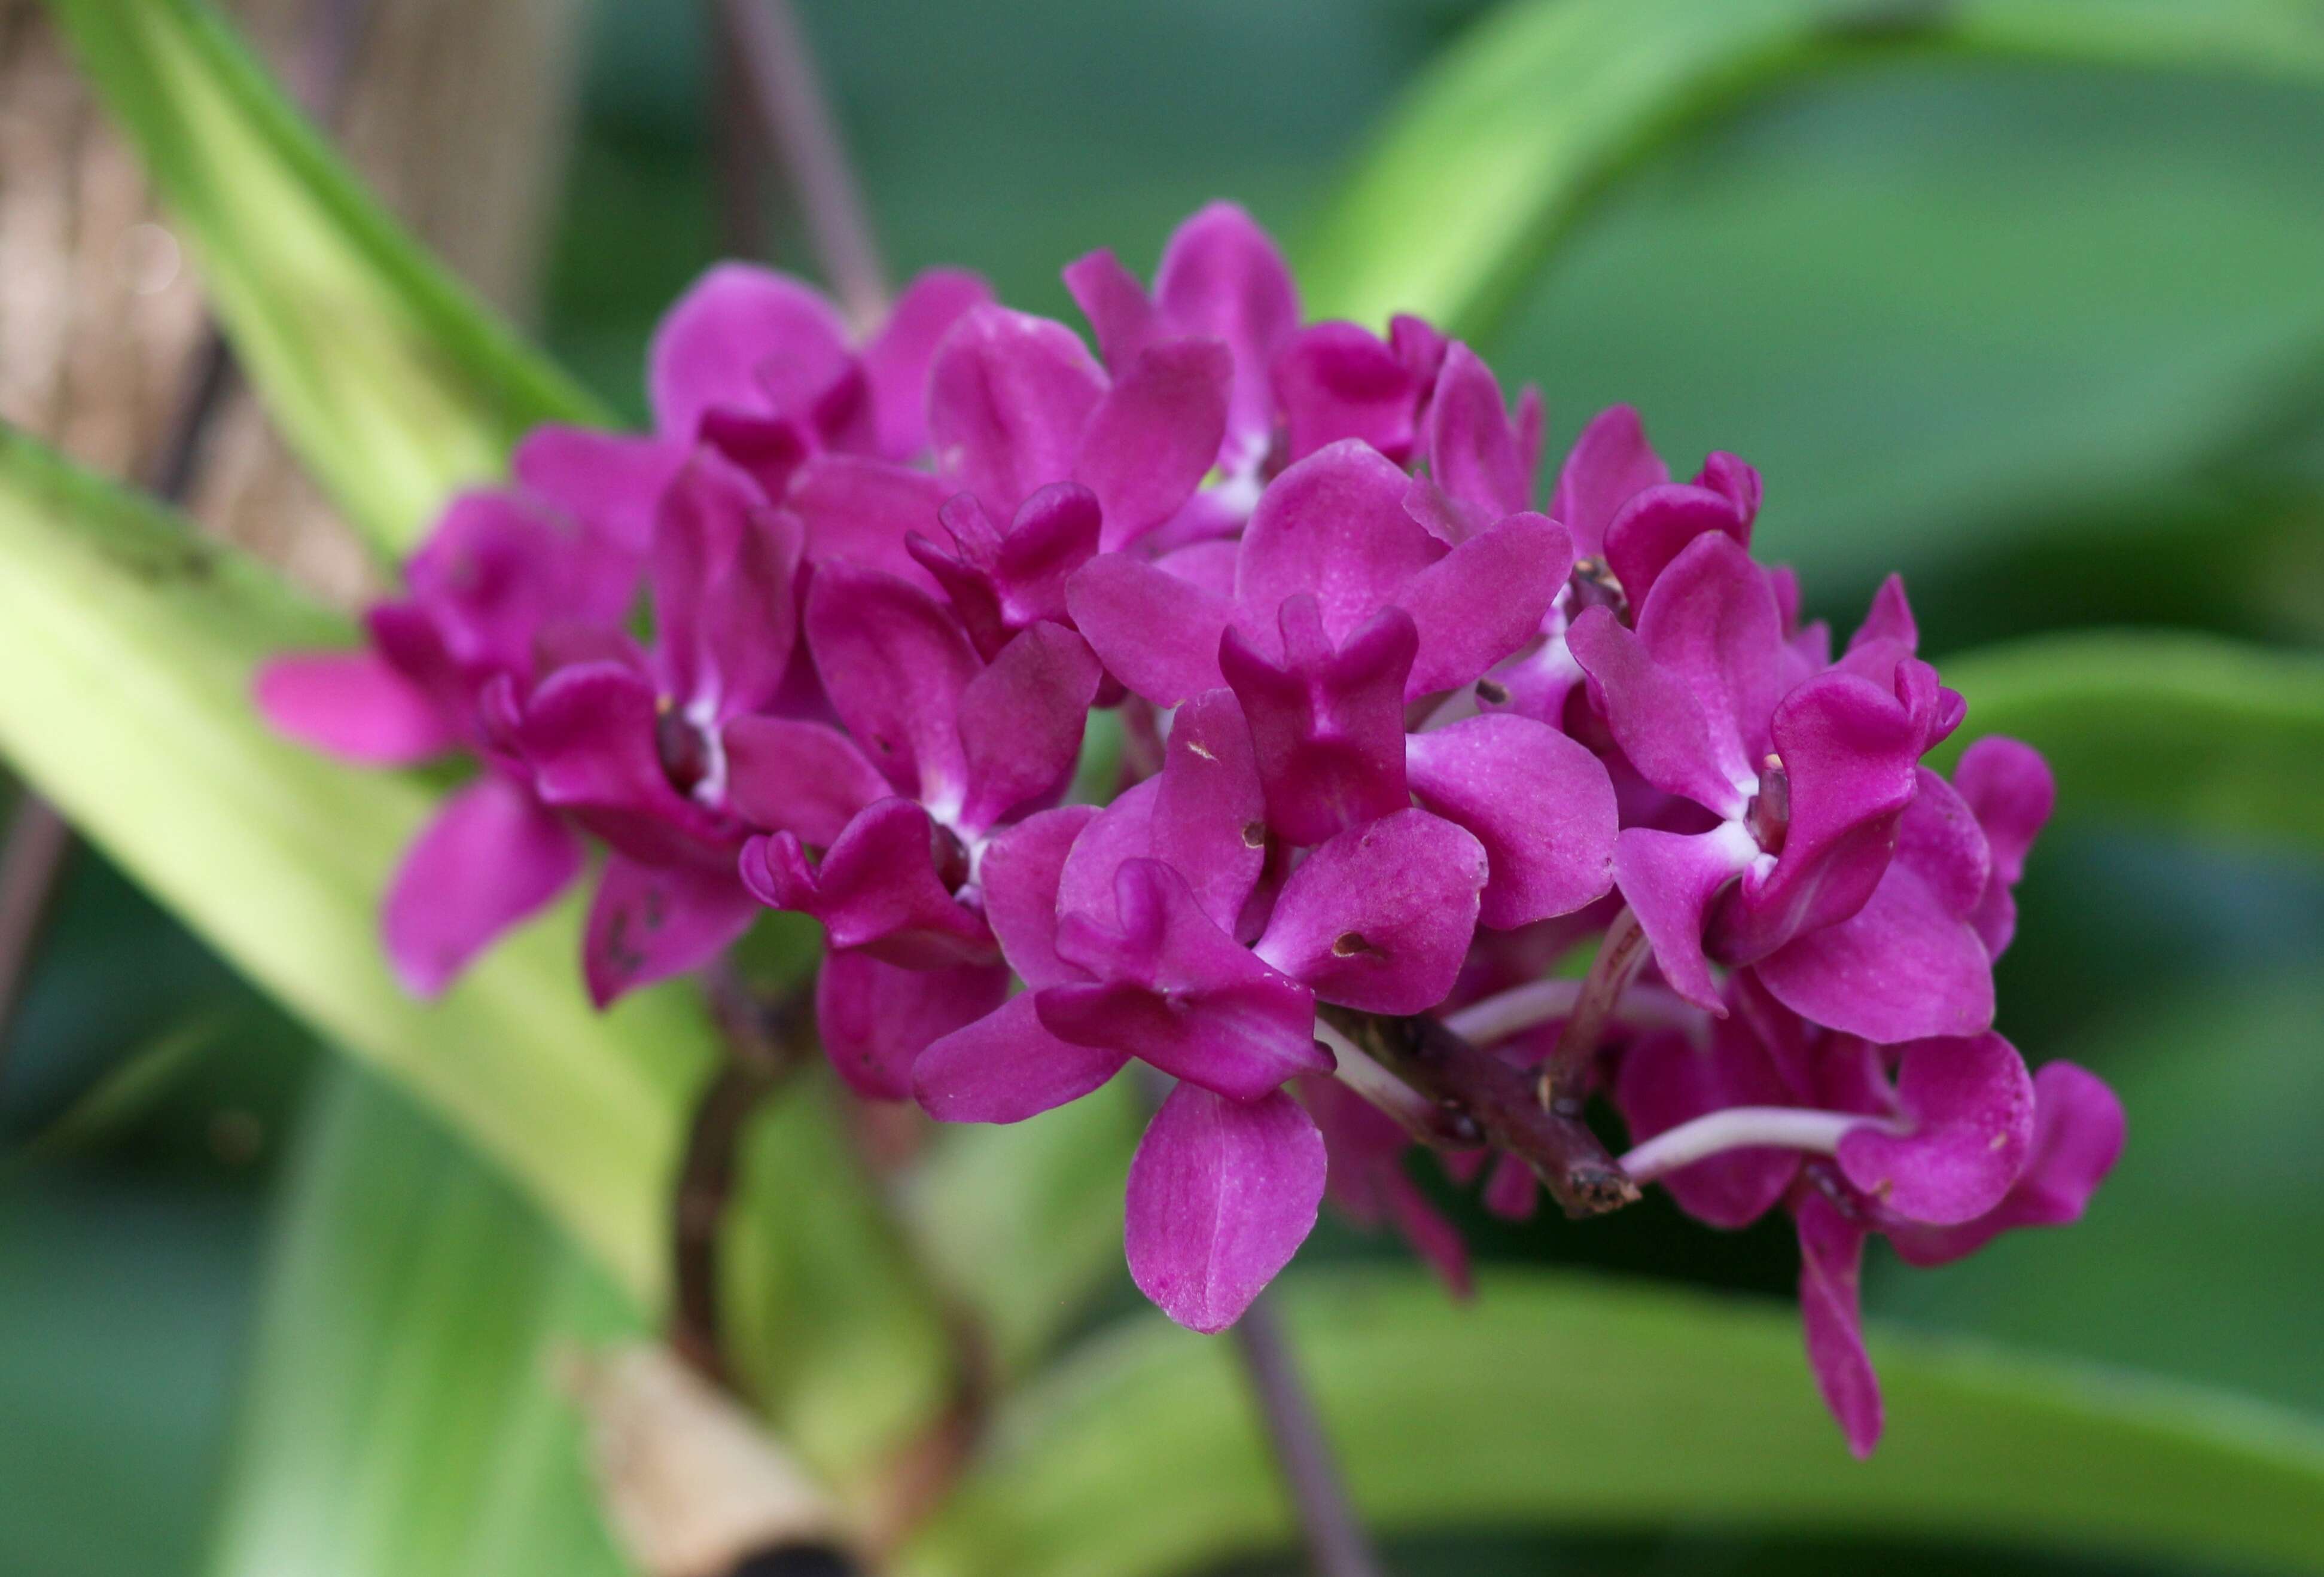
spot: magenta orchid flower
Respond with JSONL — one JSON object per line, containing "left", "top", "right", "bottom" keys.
{"left": 1613, "top": 973, "right": 2121, "bottom": 1457}
{"left": 254, "top": 200, "right": 2116, "bottom": 1454}
{"left": 726, "top": 561, "right": 1102, "bottom": 1095}
{"left": 1068, "top": 438, "right": 1618, "bottom": 926}
{"left": 915, "top": 687, "right": 1489, "bottom": 1331}
{"left": 504, "top": 450, "right": 800, "bottom": 1005}
{"left": 256, "top": 480, "right": 639, "bottom": 996}
{"left": 1569, "top": 532, "right": 1975, "bottom": 1041}
{"left": 1063, "top": 201, "right": 1301, "bottom": 542}
{"left": 586, "top": 260, "right": 994, "bottom": 590}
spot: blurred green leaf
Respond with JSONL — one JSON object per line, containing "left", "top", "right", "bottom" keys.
{"left": 903, "top": 1081, "right": 1144, "bottom": 1377}
{"left": 8, "top": 1012, "right": 230, "bottom": 1167}
{"left": 1303, "top": 0, "right": 2324, "bottom": 337}
{"left": 0, "top": 425, "right": 703, "bottom": 1296}
{"left": 1876, "top": 965, "right": 2324, "bottom": 1413}
{"left": 42, "top": 0, "right": 607, "bottom": 553}
{"left": 207, "top": 1063, "right": 633, "bottom": 1577}
{"left": 0, "top": 432, "right": 956, "bottom": 1495}
{"left": 1939, "top": 630, "right": 2324, "bottom": 854}
{"left": 726, "top": 1069, "right": 960, "bottom": 1483}
{"left": 900, "top": 1269, "right": 2324, "bottom": 1577}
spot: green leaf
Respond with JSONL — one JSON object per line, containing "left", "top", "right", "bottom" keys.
{"left": 898, "top": 1268, "right": 2324, "bottom": 1577}
{"left": 206, "top": 1063, "right": 634, "bottom": 1577}
{"left": 0, "top": 430, "right": 955, "bottom": 1489}
{"left": 726, "top": 1069, "right": 961, "bottom": 1481}
{"left": 1302, "top": 0, "right": 2324, "bottom": 338}
{"left": 1938, "top": 630, "right": 2324, "bottom": 853}
{"left": 0, "top": 425, "right": 702, "bottom": 1296}
{"left": 42, "top": 0, "right": 607, "bottom": 553}
{"left": 903, "top": 1081, "right": 1144, "bottom": 1377}
{"left": 1874, "top": 966, "right": 2324, "bottom": 1414}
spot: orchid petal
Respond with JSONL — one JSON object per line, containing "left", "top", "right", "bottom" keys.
{"left": 957, "top": 621, "right": 1103, "bottom": 833}
{"left": 742, "top": 799, "right": 993, "bottom": 967}
{"left": 382, "top": 775, "right": 580, "bottom": 997}
{"left": 1396, "top": 511, "right": 1571, "bottom": 699}
{"left": 255, "top": 650, "right": 456, "bottom": 765}
{"left": 1612, "top": 824, "right": 1758, "bottom": 1014}
{"left": 1222, "top": 600, "right": 1415, "bottom": 847}
{"left": 513, "top": 424, "right": 684, "bottom": 558}
{"left": 805, "top": 561, "right": 980, "bottom": 805}
{"left": 862, "top": 267, "right": 995, "bottom": 459}
{"left": 651, "top": 453, "right": 802, "bottom": 719}
{"left": 980, "top": 804, "right": 1101, "bottom": 989}
{"left": 927, "top": 305, "right": 1107, "bottom": 516}
{"left": 1065, "top": 550, "right": 1235, "bottom": 706}
{"left": 1152, "top": 202, "right": 1299, "bottom": 460}
{"left": 1889, "top": 1061, "right": 2124, "bottom": 1267}
{"left": 816, "top": 950, "right": 1010, "bottom": 1102}
{"left": 1405, "top": 713, "right": 1617, "bottom": 928}
{"left": 1549, "top": 405, "right": 1668, "bottom": 560}
{"left": 1062, "top": 248, "right": 1161, "bottom": 370}
{"left": 648, "top": 263, "right": 852, "bottom": 438}
{"left": 1795, "top": 1188, "right": 1882, "bottom": 1459}
{"left": 1152, "top": 687, "right": 1269, "bottom": 934}
{"left": 1837, "top": 1032, "right": 2034, "bottom": 1225}
{"left": 1076, "top": 338, "right": 1232, "bottom": 549}
{"left": 582, "top": 854, "right": 757, "bottom": 1008}
{"left": 1271, "top": 321, "right": 1424, "bottom": 466}
{"left": 1423, "top": 342, "right": 1530, "bottom": 525}
{"left": 1235, "top": 440, "right": 1444, "bottom": 648}
{"left": 1254, "top": 809, "right": 1488, "bottom": 1014}
{"left": 1615, "top": 1021, "right": 1802, "bottom": 1229}
{"left": 1047, "top": 859, "right": 1323, "bottom": 1100}
{"left": 786, "top": 456, "right": 950, "bottom": 589}
{"left": 720, "top": 716, "right": 888, "bottom": 845}
{"left": 1124, "top": 1083, "right": 1324, "bottom": 1333}
{"left": 915, "top": 992, "right": 1129, "bottom": 1123}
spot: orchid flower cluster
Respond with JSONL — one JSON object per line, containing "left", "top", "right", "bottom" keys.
{"left": 258, "top": 203, "right": 2122, "bottom": 1456}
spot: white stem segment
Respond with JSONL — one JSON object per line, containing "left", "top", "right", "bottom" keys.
{"left": 1443, "top": 978, "right": 1704, "bottom": 1048}
{"left": 1317, "top": 1019, "right": 1442, "bottom": 1140}
{"left": 1618, "top": 1106, "right": 1872, "bottom": 1183}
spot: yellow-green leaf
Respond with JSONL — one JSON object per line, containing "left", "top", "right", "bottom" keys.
{"left": 900, "top": 1269, "right": 2324, "bottom": 1577}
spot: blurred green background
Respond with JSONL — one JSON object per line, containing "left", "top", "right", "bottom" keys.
{"left": 6, "top": 1, "right": 2323, "bottom": 1572}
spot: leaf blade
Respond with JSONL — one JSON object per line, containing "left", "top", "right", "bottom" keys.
{"left": 206, "top": 1065, "right": 635, "bottom": 1577}
{"left": 0, "top": 425, "right": 700, "bottom": 1296}
{"left": 1941, "top": 629, "right": 2324, "bottom": 854}
{"left": 1300, "top": 0, "right": 2324, "bottom": 337}
{"left": 900, "top": 1268, "right": 2324, "bottom": 1577}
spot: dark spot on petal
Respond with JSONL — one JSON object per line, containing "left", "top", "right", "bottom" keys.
{"left": 1332, "top": 931, "right": 1376, "bottom": 958}
{"left": 1241, "top": 822, "right": 1266, "bottom": 849}
{"left": 1474, "top": 678, "right": 1510, "bottom": 706}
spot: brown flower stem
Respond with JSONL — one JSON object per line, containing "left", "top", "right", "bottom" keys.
{"left": 1537, "top": 903, "right": 1647, "bottom": 1113}
{"left": 1230, "top": 1294, "right": 1385, "bottom": 1577}
{"left": 0, "top": 797, "right": 74, "bottom": 1064}
{"left": 717, "top": 0, "right": 890, "bottom": 327}
{"left": 1329, "top": 1007, "right": 1637, "bottom": 1219}
{"left": 669, "top": 964, "right": 813, "bottom": 1390}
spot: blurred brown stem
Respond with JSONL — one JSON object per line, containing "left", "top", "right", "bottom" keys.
{"left": 1232, "top": 1295, "right": 1385, "bottom": 1577}
{"left": 715, "top": 0, "right": 889, "bottom": 325}
{"left": 669, "top": 965, "right": 812, "bottom": 1390}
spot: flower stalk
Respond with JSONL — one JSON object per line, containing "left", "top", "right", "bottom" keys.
{"left": 717, "top": 0, "right": 890, "bottom": 328}
{"left": 1539, "top": 904, "right": 1649, "bottom": 1111}
{"left": 1232, "top": 1294, "right": 1385, "bottom": 1577}
{"left": 1329, "top": 1008, "right": 1637, "bottom": 1218}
